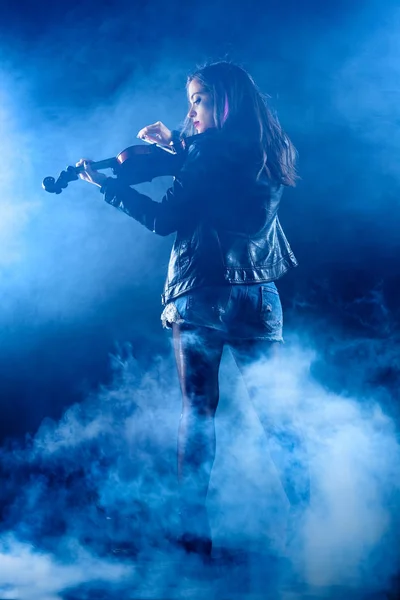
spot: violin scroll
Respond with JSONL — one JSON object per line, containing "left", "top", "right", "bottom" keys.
{"left": 42, "top": 166, "right": 80, "bottom": 194}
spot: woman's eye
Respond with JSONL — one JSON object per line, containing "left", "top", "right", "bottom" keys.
{"left": 194, "top": 98, "right": 201, "bottom": 105}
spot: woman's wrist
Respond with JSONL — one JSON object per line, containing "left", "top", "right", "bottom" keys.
{"left": 169, "top": 130, "right": 186, "bottom": 154}
{"left": 99, "top": 177, "right": 114, "bottom": 194}
{"left": 92, "top": 174, "right": 108, "bottom": 188}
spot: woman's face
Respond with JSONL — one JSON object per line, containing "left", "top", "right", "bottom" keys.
{"left": 187, "top": 79, "right": 215, "bottom": 133}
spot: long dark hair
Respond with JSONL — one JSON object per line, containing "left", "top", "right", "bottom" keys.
{"left": 181, "top": 61, "right": 298, "bottom": 187}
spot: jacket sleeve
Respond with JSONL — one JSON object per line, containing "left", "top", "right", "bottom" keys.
{"left": 100, "top": 138, "right": 241, "bottom": 237}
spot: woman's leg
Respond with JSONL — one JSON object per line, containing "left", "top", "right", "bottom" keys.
{"left": 172, "top": 322, "right": 224, "bottom": 552}
{"left": 230, "top": 339, "right": 310, "bottom": 514}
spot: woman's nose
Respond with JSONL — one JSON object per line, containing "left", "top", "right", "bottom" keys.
{"left": 188, "top": 107, "right": 196, "bottom": 119}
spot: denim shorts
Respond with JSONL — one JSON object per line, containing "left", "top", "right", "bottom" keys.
{"left": 161, "top": 282, "right": 284, "bottom": 343}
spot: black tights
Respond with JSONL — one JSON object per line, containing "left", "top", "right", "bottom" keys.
{"left": 172, "top": 323, "right": 310, "bottom": 539}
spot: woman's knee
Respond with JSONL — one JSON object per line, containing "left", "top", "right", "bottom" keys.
{"left": 181, "top": 391, "right": 219, "bottom": 417}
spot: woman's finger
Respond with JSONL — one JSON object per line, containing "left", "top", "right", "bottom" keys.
{"left": 137, "top": 122, "right": 162, "bottom": 139}
{"left": 76, "top": 158, "right": 93, "bottom": 168}
{"left": 75, "top": 158, "right": 95, "bottom": 182}
{"left": 137, "top": 127, "right": 152, "bottom": 139}
{"left": 136, "top": 121, "right": 171, "bottom": 146}
{"left": 83, "top": 160, "right": 95, "bottom": 172}
{"left": 145, "top": 134, "right": 162, "bottom": 143}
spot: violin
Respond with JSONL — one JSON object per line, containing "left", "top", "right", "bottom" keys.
{"left": 42, "top": 142, "right": 185, "bottom": 194}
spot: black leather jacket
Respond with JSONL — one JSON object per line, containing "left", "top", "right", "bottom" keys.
{"left": 100, "top": 129, "right": 298, "bottom": 305}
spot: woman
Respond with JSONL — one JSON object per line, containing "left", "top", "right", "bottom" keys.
{"left": 77, "top": 61, "right": 310, "bottom": 557}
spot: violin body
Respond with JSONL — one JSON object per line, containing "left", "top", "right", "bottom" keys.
{"left": 116, "top": 144, "right": 184, "bottom": 184}
{"left": 42, "top": 143, "right": 185, "bottom": 194}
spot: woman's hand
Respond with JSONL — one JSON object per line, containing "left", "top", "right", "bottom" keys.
{"left": 75, "top": 158, "right": 108, "bottom": 188}
{"left": 137, "top": 121, "right": 172, "bottom": 147}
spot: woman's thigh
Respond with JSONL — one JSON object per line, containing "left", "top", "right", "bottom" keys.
{"left": 172, "top": 323, "right": 224, "bottom": 415}
{"left": 230, "top": 338, "right": 303, "bottom": 439}
{"left": 230, "top": 337, "right": 281, "bottom": 366}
